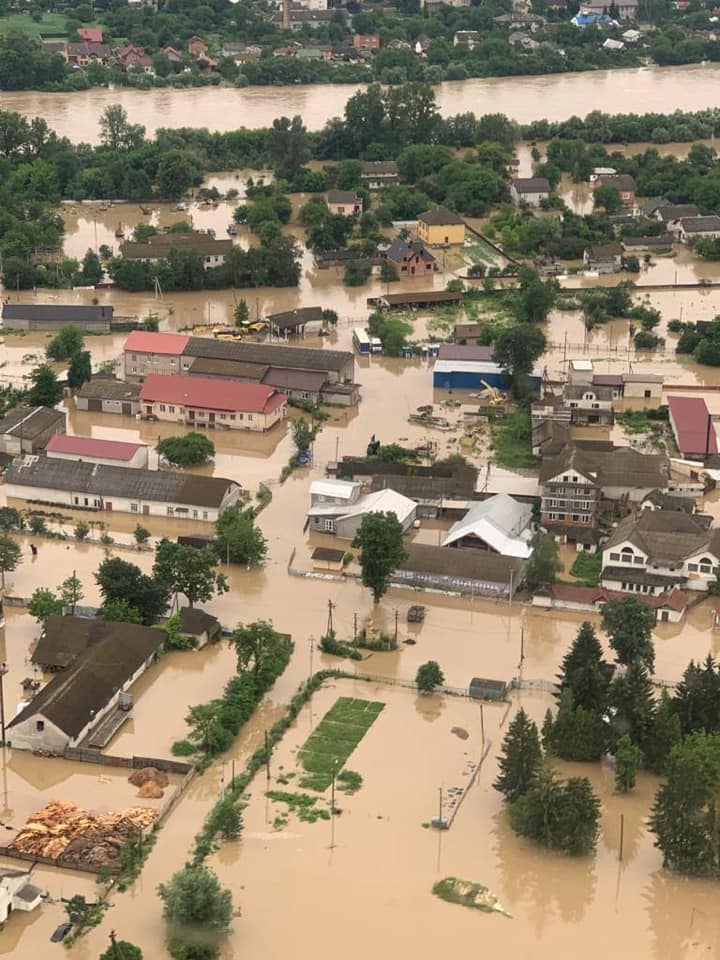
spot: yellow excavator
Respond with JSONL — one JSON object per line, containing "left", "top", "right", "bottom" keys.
{"left": 480, "top": 379, "right": 505, "bottom": 407}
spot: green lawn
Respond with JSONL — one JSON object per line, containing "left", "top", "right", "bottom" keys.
{"left": 0, "top": 12, "right": 69, "bottom": 38}
{"left": 297, "top": 697, "right": 384, "bottom": 791}
{"left": 490, "top": 410, "right": 538, "bottom": 469}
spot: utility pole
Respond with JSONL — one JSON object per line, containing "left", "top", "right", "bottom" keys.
{"left": 519, "top": 625, "right": 525, "bottom": 669}
{"left": 394, "top": 609, "right": 399, "bottom": 645}
{"left": 619, "top": 813, "right": 625, "bottom": 862}
{"left": 326, "top": 598, "right": 335, "bottom": 637}
{"left": 0, "top": 663, "right": 8, "bottom": 744}
{"left": 480, "top": 704, "right": 485, "bottom": 746}
{"left": 353, "top": 612, "right": 358, "bottom": 644}
{"left": 264, "top": 730, "right": 271, "bottom": 781}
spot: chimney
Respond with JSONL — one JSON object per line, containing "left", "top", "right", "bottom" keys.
{"left": 282, "top": 0, "right": 290, "bottom": 31}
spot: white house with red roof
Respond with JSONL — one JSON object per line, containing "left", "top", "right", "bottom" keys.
{"left": 45, "top": 434, "right": 149, "bottom": 469}
{"left": 124, "top": 330, "right": 191, "bottom": 380}
{"left": 139, "top": 374, "right": 287, "bottom": 431}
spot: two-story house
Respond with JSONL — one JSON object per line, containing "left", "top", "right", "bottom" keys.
{"left": 307, "top": 479, "right": 416, "bottom": 539}
{"left": 596, "top": 174, "right": 636, "bottom": 209}
{"left": 326, "top": 190, "right": 363, "bottom": 216}
{"left": 601, "top": 510, "right": 720, "bottom": 595}
{"left": 562, "top": 383, "right": 615, "bottom": 425}
{"left": 384, "top": 238, "right": 436, "bottom": 276}
{"left": 509, "top": 177, "right": 551, "bottom": 207}
{"left": 540, "top": 443, "right": 670, "bottom": 548}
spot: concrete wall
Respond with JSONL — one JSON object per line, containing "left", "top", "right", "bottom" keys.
{"left": 417, "top": 221, "right": 465, "bottom": 246}
{"left": 4, "top": 481, "right": 240, "bottom": 522}
{"left": 142, "top": 400, "right": 286, "bottom": 432}
{"left": 47, "top": 447, "right": 149, "bottom": 469}
{"left": 623, "top": 381, "right": 662, "bottom": 399}
{"left": 124, "top": 350, "right": 184, "bottom": 380}
{"left": 75, "top": 396, "right": 140, "bottom": 415}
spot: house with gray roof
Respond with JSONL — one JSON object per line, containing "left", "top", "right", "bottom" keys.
{"left": 4, "top": 456, "right": 240, "bottom": 522}
{"left": 0, "top": 406, "right": 65, "bottom": 456}
{"left": 9, "top": 621, "right": 163, "bottom": 752}
{"left": 1, "top": 303, "right": 116, "bottom": 332}
{"left": 678, "top": 216, "right": 720, "bottom": 242}
{"left": 393, "top": 542, "right": 525, "bottom": 597}
{"left": 385, "top": 238, "right": 436, "bottom": 276}
{"left": 510, "top": 177, "right": 551, "bottom": 207}
{"left": 361, "top": 161, "right": 399, "bottom": 189}
{"left": 75, "top": 379, "right": 141, "bottom": 415}
{"left": 120, "top": 231, "right": 233, "bottom": 269}
{"left": 601, "top": 509, "right": 720, "bottom": 594}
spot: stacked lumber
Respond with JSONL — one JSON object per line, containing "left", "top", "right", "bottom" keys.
{"left": 9, "top": 801, "right": 156, "bottom": 867}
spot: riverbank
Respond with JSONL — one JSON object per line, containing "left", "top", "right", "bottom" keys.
{"left": 3, "top": 64, "right": 720, "bottom": 143}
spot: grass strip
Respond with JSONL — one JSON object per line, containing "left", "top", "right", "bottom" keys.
{"left": 297, "top": 697, "right": 384, "bottom": 790}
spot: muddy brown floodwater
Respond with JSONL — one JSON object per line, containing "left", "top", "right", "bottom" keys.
{"left": 2, "top": 77, "right": 720, "bottom": 954}
{"left": 1, "top": 64, "right": 720, "bottom": 142}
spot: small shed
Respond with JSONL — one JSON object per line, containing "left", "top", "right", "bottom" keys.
{"left": 468, "top": 677, "right": 507, "bottom": 701}
{"left": 177, "top": 607, "right": 222, "bottom": 648}
{"left": 311, "top": 546, "right": 346, "bottom": 572}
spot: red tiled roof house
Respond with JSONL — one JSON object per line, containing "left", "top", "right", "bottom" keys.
{"left": 139, "top": 374, "right": 287, "bottom": 432}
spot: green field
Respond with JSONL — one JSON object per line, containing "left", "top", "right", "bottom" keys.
{"left": 298, "top": 697, "right": 384, "bottom": 791}
{"left": 0, "top": 13, "right": 69, "bottom": 39}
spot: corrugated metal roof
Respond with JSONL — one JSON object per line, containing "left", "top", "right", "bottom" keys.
{"left": 125, "top": 331, "right": 189, "bottom": 355}
{"left": 0, "top": 406, "right": 65, "bottom": 439}
{"left": 441, "top": 494, "right": 532, "bottom": 557}
{"left": 140, "top": 374, "right": 286, "bottom": 414}
{"left": 46, "top": 435, "right": 145, "bottom": 461}
{"left": 76, "top": 379, "right": 141, "bottom": 401}
{"left": 184, "top": 336, "right": 352, "bottom": 372}
{"left": 2, "top": 304, "right": 112, "bottom": 322}
{"left": 668, "top": 395, "right": 718, "bottom": 455}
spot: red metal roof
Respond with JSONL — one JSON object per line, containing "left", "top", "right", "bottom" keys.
{"left": 77, "top": 26, "right": 103, "bottom": 41}
{"left": 45, "top": 435, "right": 145, "bottom": 461}
{"left": 139, "top": 374, "right": 287, "bottom": 414}
{"left": 124, "top": 331, "right": 190, "bottom": 356}
{"left": 550, "top": 583, "right": 687, "bottom": 613}
{"left": 667, "top": 395, "right": 718, "bottom": 455}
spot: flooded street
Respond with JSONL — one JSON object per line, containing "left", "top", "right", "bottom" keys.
{"left": 0, "top": 65, "right": 718, "bottom": 142}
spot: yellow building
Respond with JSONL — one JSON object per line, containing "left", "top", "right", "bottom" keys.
{"left": 417, "top": 207, "right": 465, "bottom": 246}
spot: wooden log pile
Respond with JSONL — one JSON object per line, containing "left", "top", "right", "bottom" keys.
{"left": 9, "top": 801, "right": 156, "bottom": 867}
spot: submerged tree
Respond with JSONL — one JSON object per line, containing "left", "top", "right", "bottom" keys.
{"left": 649, "top": 731, "right": 720, "bottom": 877}
{"left": 601, "top": 596, "right": 655, "bottom": 672}
{"left": 415, "top": 661, "right": 444, "bottom": 694}
{"left": 494, "top": 708, "right": 542, "bottom": 802}
{"left": 510, "top": 765, "right": 600, "bottom": 856}
{"left": 615, "top": 735, "right": 641, "bottom": 793}
{"left": 556, "top": 620, "right": 612, "bottom": 713}
{"left": 352, "top": 511, "right": 407, "bottom": 604}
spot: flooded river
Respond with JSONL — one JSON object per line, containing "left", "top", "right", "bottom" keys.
{"left": 1, "top": 64, "right": 719, "bottom": 142}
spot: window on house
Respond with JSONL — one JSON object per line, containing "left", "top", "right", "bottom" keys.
{"left": 130, "top": 503, "right": 138, "bottom": 512}
{"left": 572, "top": 514, "right": 580, "bottom": 522}
{"left": 633, "top": 556, "right": 644, "bottom": 565}
{"left": 322, "top": 519, "right": 334, "bottom": 531}
{"left": 220, "top": 414, "right": 226, "bottom": 420}
{"left": 193, "top": 510, "right": 198, "bottom": 518}
{"left": 36, "top": 720, "right": 44, "bottom": 731}
{"left": 610, "top": 552, "right": 621, "bottom": 561}
{"left": 203, "top": 512, "right": 208, "bottom": 520}
{"left": 159, "top": 404, "right": 166, "bottom": 412}
{"left": 248, "top": 414, "right": 253, "bottom": 421}
{"left": 237, "top": 414, "right": 243, "bottom": 420}
{"left": 230, "top": 415, "right": 236, "bottom": 421}
{"left": 169, "top": 406, "right": 175, "bottom": 413}
{"left": 167, "top": 507, "right": 174, "bottom": 516}
{"left": 74, "top": 497, "right": 79, "bottom": 505}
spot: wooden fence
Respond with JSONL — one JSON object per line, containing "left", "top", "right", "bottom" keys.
{"left": 0, "top": 844, "right": 122, "bottom": 875}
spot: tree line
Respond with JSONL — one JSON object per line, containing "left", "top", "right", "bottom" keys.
{"left": 496, "top": 599, "right": 720, "bottom": 877}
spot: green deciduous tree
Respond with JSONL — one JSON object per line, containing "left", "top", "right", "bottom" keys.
{"left": 157, "top": 433, "right": 215, "bottom": 466}
{"left": 593, "top": 184, "right": 623, "bottom": 214}
{"left": 58, "top": 573, "right": 83, "bottom": 615}
{"left": 524, "top": 530, "right": 562, "bottom": 591}
{"left": 27, "top": 365, "right": 62, "bottom": 406}
{"left": 233, "top": 299, "right": 249, "bottom": 327}
{"left": 95, "top": 556, "right": 169, "bottom": 625}
{"left": 232, "top": 620, "right": 291, "bottom": 688}
{"left": 649, "top": 731, "right": 720, "bottom": 877}
{"left": 510, "top": 766, "right": 600, "bottom": 856}
{"left": 214, "top": 504, "right": 267, "bottom": 566}
{"left": 416, "top": 660, "right": 444, "bottom": 693}
{"left": 157, "top": 151, "right": 198, "bottom": 200}
{"left": 98, "top": 598, "right": 143, "bottom": 625}
{"left": 601, "top": 596, "right": 655, "bottom": 671}
{"left": 73, "top": 520, "right": 90, "bottom": 541}
{"left": 47, "top": 325, "right": 84, "bottom": 361}
{"left": 0, "top": 534, "right": 21, "bottom": 589}
{"left": 153, "top": 541, "right": 228, "bottom": 609}
{"left": 134, "top": 524, "right": 151, "bottom": 546}
{"left": 494, "top": 708, "right": 542, "bottom": 802}
{"left": 615, "top": 735, "right": 641, "bottom": 793}
{"left": 68, "top": 350, "right": 92, "bottom": 390}
{"left": 556, "top": 621, "right": 611, "bottom": 714}
{"left": 27, "top": 587, "right": 63, "bottom": 623}
{"left": 515, "top": 267, "right": 557, "bottom": 324}
{"left": 77, "top": 249, "right": 102, "bottom": 286}
{"left": 493, "top": 325, "right": 546, "bottom": 397}
{"left": 99, "top": 104, "right": 145, "bottom": 151}
{"left": 269, "top": 115, "right": 311, "bottom": 180}
{"left": 352, "top": 511, "right": 408, "bottom": 604}
{"left": 99, "top": 938, "right": 143, "bottom": 960}
{"left": 158, "top": 864, "right": 232, "bottom": 931}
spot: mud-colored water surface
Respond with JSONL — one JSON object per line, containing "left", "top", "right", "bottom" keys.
{"left": 2, "top": 65, "right": 720, "bottom": 141}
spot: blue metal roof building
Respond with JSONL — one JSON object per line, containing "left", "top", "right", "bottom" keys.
{"left": 432, "top": 359, "right": 542, "bottom": 393}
